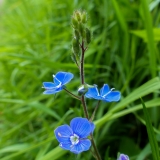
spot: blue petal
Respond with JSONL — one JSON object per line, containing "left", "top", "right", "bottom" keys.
{"left": 100, "top": 84, "right": 110, "bottom": 97}
{"left": 43, "top": 89, "right": 57, "bottom": 94}
{"left": 85, "top": 87, "right": 101, "bottom": 100}
{"left": 54, "top": 72, "right": 73, "bottom": 85}
{"left": 43, "top": 82, "right": 57, "bottom": 89}
{"left": 103, "top": 91, "right": 121, "bottom": 102}
{"left": 54, "top": 125, "right": 73, "bottom": 143}
{"left": 43, "top": 87, "right": 63, "bottom": 94}
{"left": 70, "top": 117, "right": 91, "bottom": 138}
{"left": 117, "top": 154, "right": 129, "bottom": 160}
{"left": 70, "top": 139, "right": 91, "bottom": 154}
{"left": 59, "top": 142, "right": 72, "bottom": 151}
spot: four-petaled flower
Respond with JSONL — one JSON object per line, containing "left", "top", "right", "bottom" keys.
{"left": 43, "top": 71, "right": 73, "bottom": 94}
{"left": 54, "top": 117, "right": 95, "bottom": 154}
{"left": 85, "top": 84, "right": 121, "bottom": 102}
{"left": 117, "top": 154, "right": 129, "bottom": 160}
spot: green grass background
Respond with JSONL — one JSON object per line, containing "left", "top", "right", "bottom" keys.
{"left": 0, "top": 0, "right": 160, "bottom": 159}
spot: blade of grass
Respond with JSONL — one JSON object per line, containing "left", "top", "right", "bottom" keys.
{"left": 141, "top": 0, "right": 159, "bottom": 126}
{"left": 141, "top": 0, "right": 157, "bottom": 78}
{"left": 39, "top": 146, "right": 67, "bottom": 160}
{"left": 141, "top": 98, "right": 160, "bottom": 160}
{"left": 112, "top": 0, "right": 129, "bottom": 63}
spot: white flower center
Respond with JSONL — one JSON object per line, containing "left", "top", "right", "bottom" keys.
{"left": 70, "top": 134, "right": 79, "bottom": 145}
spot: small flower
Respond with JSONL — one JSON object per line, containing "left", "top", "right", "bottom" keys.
{"left": 117, "top": 154, "right": 129, "bottom": 160}
{"left": 43, "top": 71, "right": 73, "bottom": 94}
{"left": 85, "top": 84, "right": 121, "bottom": 102}
{"left": 77, "top": 84, "right": 88, "bottom": 96}
{"left": 54, "top": 117, "right": 95, "bottom": 154}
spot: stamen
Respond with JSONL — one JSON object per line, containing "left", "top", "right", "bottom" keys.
{"left": 55, "top": 82, "right": 62, "bottom": 88}
{"left": 53, "top": 75, "right": 61, "bottom": 84}
{"left": 58, "top": 132, "right": 62, "bottom": 137}
{"left": 70, "top": 134, "right": 79, "bottom": 145}
{"left": 93, "top": 85, "right": 100, "bottom": 96}
{"left": 102, "top": 88, "right": 114, "bottom": 98}
{"left": 57, "top": 132, "right": 70, "bottom": 138}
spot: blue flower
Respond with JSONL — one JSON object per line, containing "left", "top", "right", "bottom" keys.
{"left": 85, "top": 84, "right": 121, "bottom": 102}
{"left": 54, "top": 117, "right": 95, "bottom": 154}
{"left": 117, "top": 154, "right": 129, "bottom": 160}
{"left": 43, "top": 71, "right": 73, "bottom": 94}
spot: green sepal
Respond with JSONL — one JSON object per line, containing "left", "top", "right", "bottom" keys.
{"left": 72, "top": 38, "right": 80, "bottom": 55}
{"left": 74, "top": 29, "right": 80, "bottom": 40}
{"left": 78, "top": 23, "right": 85, "bottom": 38}
{"left": 86, "top": 27, "right": 91, "bottom": 44}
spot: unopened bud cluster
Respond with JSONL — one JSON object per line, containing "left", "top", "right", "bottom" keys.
{"left": 71, "top": 10, "right": 91, "bottom": 63}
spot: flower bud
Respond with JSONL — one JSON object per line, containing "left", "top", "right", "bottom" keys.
{"left": 75, "top": 11, "right": 81, "bottom": 22}
{"left": 85, "top": 28, "right": 91, "bottom": 44}
{"left": 78, "top": 84, "right": 88, "bottom": 96}
{"left": 81, "top": 12, "right": 87, "bottom": 24}
{"left": 72, "top": 17, "right": 79, "bottom": 29}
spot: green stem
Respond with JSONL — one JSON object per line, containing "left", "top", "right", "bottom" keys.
{"left": 80, "top": 40, "right": 101, "bottom": 160}
{"left": 80, "top": 40, "right": 89, "bottom": 119}
{"left": 64, "top": 88, "right": 81, "bottom": 100}
{"left": 90, "top": 134, "right": 102, "bottom": 160}
{"left": 81, "top": 96, "right": 89, "bottom": 118}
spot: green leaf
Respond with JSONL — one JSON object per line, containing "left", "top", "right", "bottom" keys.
{"left": 141, "top": 98, "right": 160, "bottom": 160}
{"left": 39, "top": 146, "right": 67, "bottom": 160}
{"left": 130, "top": 28, "right": 160, "bottom": 42}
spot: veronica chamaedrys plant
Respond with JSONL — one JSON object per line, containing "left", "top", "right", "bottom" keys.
{"left": 43, "top": 10, "right": 122, "bottom": 160}
{"left": 43, "top": 71, "right": 73, "bottom": 94}
{"left": 54, "top": 117, "right": 95, "bottom": 154}
{"left": 85, "top": 84, "right": 121, "bottom": 102}
{"left": 117, "top": 154, "right": 129, "bottom": 160}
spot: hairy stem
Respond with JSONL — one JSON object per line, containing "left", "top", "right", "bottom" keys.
{"left": 81, "top": 96, "right": 89, "bottom": 119}
{"left": 90, "top": 134, "right": 102, "bottom": 160}
{"left": 80, "top": 40, "right": 101, "bottom": 160}
{"left": 64, "top": 88, "right": 81, "bottom": 100}
{"left": 80, "top": 40, "right": 89, "bottom": 118}
{"left": 80, "top": 41, "right": 85, "bottom": 84}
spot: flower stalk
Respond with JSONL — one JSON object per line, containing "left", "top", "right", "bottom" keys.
{"left": 79, "top": 38, "right": 101, "bottom": 160}
{"left": 64, "top": 88, "right": 81, "bottom": 100}
{"left": 43, "top": 10, "right": 121, "bottom": 159}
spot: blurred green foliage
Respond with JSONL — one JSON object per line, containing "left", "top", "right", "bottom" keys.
{"left": 0, "top": 0, "right": 160, "bottom": 159}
